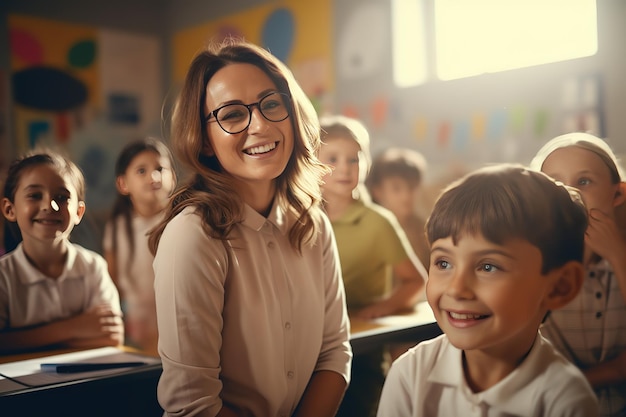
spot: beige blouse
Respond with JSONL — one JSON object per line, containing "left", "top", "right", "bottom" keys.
{"left": 153, "top": 203, "right": 352, "bottom": 417}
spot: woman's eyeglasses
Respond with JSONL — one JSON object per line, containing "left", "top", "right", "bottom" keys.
{"left": 204, "top": 92, "right": 291, "bottom": 134}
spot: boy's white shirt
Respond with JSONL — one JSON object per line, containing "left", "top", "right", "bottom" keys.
{"left": 0, "top": 242, "right": 121, "bottom": 329}
{"left": 377, "top": 333, "right": 599, "bottom": 417}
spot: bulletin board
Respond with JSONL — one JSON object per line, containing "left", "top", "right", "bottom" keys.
{"left": 9, "top": 14, "right": 100, "bottom": 150}
{"left": 8, "top": 14, "right": 163, "bottom": 211}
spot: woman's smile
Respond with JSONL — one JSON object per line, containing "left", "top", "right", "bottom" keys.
{"left": 243, "top": 141, "right": 278, "bottom": 156}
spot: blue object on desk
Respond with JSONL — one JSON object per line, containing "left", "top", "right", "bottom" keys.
{"left": 40, "top": 361, "right": 146, "bottom": 373}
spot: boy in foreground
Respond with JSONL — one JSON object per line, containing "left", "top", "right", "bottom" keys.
{"left": 377, "top": 164, "right": 599, "bottom": 417}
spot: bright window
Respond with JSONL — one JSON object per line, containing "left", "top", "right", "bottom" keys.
{"left": 436, "top": 0, "right": 597, "bottom": 80}
{"left": 393, "top": 0, "right": 598, "bottom": 85}
{"left": 392, "top": 0, "right": 428, "bottom": 87}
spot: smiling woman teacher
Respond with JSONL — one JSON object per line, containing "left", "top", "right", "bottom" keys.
{"left": 148, "top": 39, "right": 352, "bottom": 417}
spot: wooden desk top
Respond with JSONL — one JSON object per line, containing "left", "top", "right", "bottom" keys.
{"left": 0, "top": 303, "right": 437, "bottom": 373}
{"left": 349, "top": 300, "right": 437, "bottom": 336}
{"left": 349, "top": 301, "right": 441, "bottom": 355}
{"left": 0, "top": 344, "right": 157, "bottom": 365}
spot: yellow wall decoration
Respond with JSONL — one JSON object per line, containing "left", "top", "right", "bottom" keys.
{"left": 172, "top": 0, "right": 333, "bottom": 113}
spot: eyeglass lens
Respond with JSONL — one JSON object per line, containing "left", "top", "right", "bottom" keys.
{"left": 215, "top": 92, "right": 289, "bottom": 134}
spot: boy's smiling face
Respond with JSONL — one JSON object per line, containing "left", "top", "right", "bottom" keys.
{"left": 2, "top": 164, "right": 85, "bottom": 245}
{"left": 427, "top": 232, "right": 558, "bottom": 359}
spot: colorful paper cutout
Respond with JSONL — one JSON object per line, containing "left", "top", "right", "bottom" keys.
{"left": 370, "top": 96, "right": 389, "bottom": 128}
{"left": 437, "top": 121, "right": 451, "bottom": 148}
{"left": 261, "top": 8, "right": 294, "bottom": 62}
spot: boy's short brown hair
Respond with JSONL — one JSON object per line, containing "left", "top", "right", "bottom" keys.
{"left": 366, "top": 147, "right": 427, "bottom": 190}
{"left": 426, "top": 163, "right": 587, "bottom": 274}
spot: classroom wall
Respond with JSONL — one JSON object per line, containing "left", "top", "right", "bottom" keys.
{"left": 164, "top": 0, "right": 626, "bottom": 218}
{"left": 1, "top": 0, "right": 625, "bottom": 217}
{"left": 0, "top": 0, "right": 260, "bottom": 179}
{"left": 333, "top": 0, "right": 626, "bottom": 181}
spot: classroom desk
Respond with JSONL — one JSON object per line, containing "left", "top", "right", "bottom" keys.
{"left": 0, "top": 304, "right": 440, "bottom": 416}
{"left": 349, "top": 300, "right": 442, "bottom": 355}
{"left": 0, "top": 346, "right": 163, "bottom": 417}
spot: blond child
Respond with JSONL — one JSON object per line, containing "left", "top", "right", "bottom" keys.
{"left": 366, "top": 147, "right": 430, "bottom": 270}
{"left": 530, "top": 132, "right": 626, "bottom": 416}
{"left": 319, "top": 116, "right": 426, "bottom": 318}
{"left": 319, "top": 115, "right": 427, "bottom": 417}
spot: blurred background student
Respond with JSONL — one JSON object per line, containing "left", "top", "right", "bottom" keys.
{"left": 530, "top": 132, "right": 626, "bottom": 417}
{"left": 319, "top": 115, "right": 427, "bottom": 417}
{"left": 366, "top": 147, "right": 432, "bottom": 361}
{"left": 0, "top": 150, "right": 123, "bottom": 353}
{"left": 366, "top": 147, "right": 430, "bottom": 271}
{"left": 103, "top": 138, "right": 176, "bottom": 355}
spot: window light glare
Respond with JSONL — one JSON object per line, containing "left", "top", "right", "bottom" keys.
{"left": 435, "top": 0, "right": 598, "bottom": 81}
{"left": 392, "top": 0, "right": 427, "bottom": 87}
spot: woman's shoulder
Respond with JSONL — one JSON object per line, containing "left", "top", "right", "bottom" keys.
{"left": 315, "top": 207, "right": 335, "bottom": 238}
{"left": 164, "top": 206, "right": 201, "bottom": 228}
{"left": 159, "top": 207, "right": 223, "bottom": 250}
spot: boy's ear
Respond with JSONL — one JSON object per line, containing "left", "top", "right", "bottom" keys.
{"left": 1, "top": 198, "right": 16, "bottom": 222}
{"left": 543, "top": 261, "right": 584, "bottom": 310}
{"left": 613, "top": 182, "right": 626, "bottom": 207}
{"left": 74, "top": 201, "right": 86, "bottom": 225}
{"left": 116, "top": 176, "right": 130, "bottom": 195}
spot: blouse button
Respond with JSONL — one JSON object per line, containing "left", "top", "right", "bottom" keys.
{"left": 285, "top": 322, "right": 291, "bottom": 330}
{"left": 268, "top": 241, "right": 275, "bottom": 249}
{"left": 596, "top": 292, "right": 602, "bottom": 299}
{"left": 287, "top": 371, "right": 294, "bottom": 379}
{"left": 596, "top": 311, "right": 603, "bottom": 319}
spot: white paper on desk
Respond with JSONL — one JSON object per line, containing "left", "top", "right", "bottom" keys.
{"left": 0, "top": 347, "right": 161, "bottom": 388}
{"left": 371, "top": 315, "right": 426, "bottom": 326}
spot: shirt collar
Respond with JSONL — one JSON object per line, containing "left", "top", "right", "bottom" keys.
{"left": 428, "top": 334, "right": 548, "bottom": 413}
{"left": 16, "top": 242, "right": 78, "bottom": 284}
{"left": 333, "top": 200, "right": 368, "bottom": 225}
{"left": 242, "top": 200, "right": 289, "bottom": 235}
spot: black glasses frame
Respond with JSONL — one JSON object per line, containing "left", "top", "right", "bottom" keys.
{"left": 204, "top": 92, "right": 291, "bottom": 134}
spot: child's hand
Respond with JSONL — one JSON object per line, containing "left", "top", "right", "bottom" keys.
{"left": 65, "top": 334, "right": 123, "bottom": 349}
{"left": 66, "top": 304, "right": 124, "bottom": 344}
{"left": 585, "top": 208, "right": 626, "bottom": 264}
